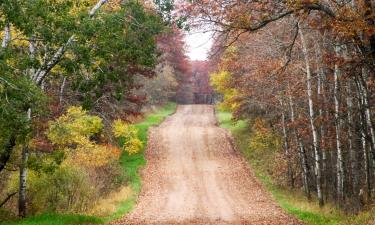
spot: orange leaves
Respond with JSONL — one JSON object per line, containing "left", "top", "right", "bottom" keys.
{"left": 66, "top": 144, "right": 121, "bottom": 168}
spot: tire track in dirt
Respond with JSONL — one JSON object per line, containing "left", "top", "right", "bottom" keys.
{"left": 111, "top": 105, "right": 304, "bottom": 225}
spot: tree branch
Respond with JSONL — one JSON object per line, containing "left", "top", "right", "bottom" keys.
{"left": 33, "top": 0, "right": 109, "bottom": 85}
{"left": 0, "top": 192, "right": 17, "bottom": 208}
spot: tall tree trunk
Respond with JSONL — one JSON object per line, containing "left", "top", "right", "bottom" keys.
{"left": 299, "top": 26, "right": 323, "bottom": 206}
{"left": 315, "top": 37, "right": 328, "bottom": 201}
{"left": 347, "top": 79, "right": 360, "bottom": 211}
{"left": 359, "top": 68, "right": 375, "bottom": 166}
{"left": 289, "top": 94, "right": 310, "bottom": 199}
{"left": 356, "top": 78, "right": 372, "bottom": 200}
{"left": 0, "top": 135, "right": 16, "bottom": 173}
{"left": 59, "top": 76, "right": 67, "bottom": 106}
{"left": 280, "top": 97, "right": 294, "bottom": 188}
{"left": 18, "top": 108, "right": 31, "bottom": 218}
{"left": 334, "top": 45, "right": 344, "bottom": 205}
{"left": 1, "top": 21, "right": 11, "bottom": 48}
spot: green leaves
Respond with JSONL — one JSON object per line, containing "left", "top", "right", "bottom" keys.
{"left": 0, "top": 75, "right": 45, "bottom": 141}
{"left": 67, "top": 0, "right": 165, "bottom": 107}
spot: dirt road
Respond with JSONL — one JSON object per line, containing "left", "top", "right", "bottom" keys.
{"left": 114, "top": 105, "right": 303, "bottom": 225}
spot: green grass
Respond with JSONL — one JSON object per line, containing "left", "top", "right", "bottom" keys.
{"left": 109, "top": 102, "right": 177, "bottom": 219}
{"left": 216, "top": 110, "right": 247, "bottom": 131}
{"left": 254, "top": 170, "right": 345, "bottom": 225}
{"left": 216, "top": 109, "right": 350, "bottom": 225}
{"left": 2, "top": 103, "right": 177, "bottom": 225}
{"left": 4, "top": 214, "right": 103, "bottom": 225}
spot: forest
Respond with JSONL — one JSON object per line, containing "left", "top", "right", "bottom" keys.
{"left": 205, "top": 0, "right": 375, "bottom": 212}
{"left": 0, "top": 0, "right": 375, "bottom": 225}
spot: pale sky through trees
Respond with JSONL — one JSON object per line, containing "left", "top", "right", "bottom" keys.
{"left": 185, "top": 30, "right": 213, "bottom": 61}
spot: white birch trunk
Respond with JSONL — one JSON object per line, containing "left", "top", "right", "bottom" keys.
{"left": 59, "top": 76, "right": 67, "bottom": 105}
{"left": 289, "top": 94, "right": 310, "bottom": 199}
{"left": 360, "top": 68, "right": 375, "bottom": 156}
{"left": 89, "top": 0, "right": 108, "bottom": 17}
{"left": 315, "top": 38, "right": 328, "bottom": 199}
{"left": 2, "top": 22, "right": 11, "bottom": 48}
{"left": 299, "top": 26, "right": 323, "bottom": 206}
{"left": 356, "top": 78, "right": 372, "bottom": 199}
{"left": 28, "top": 37, "right": 36, "bottom": 78}
{"left": 280, "top": 97, "right": 293, "bottom": 188}
{"left": 334, "top": 45, "right": 344, "bottom": 204}
{"left": 18, "top": 108, "right": 31, "bottom": 218}
{"left": 33, "top": 36, "right": 75, "bottom": 85}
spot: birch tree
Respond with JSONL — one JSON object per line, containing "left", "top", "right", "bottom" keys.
{"left": 299, "top": 26, "right": 324, "bottom": 207}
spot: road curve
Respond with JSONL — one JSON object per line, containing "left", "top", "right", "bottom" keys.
{"left": 113, "top": 105, "right": 303, "bottom": 225}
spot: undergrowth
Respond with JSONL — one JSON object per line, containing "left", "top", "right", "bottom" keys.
{"left": 2, "top": 103, "right": 177, "bottom": 225}
{"left": 216, "top": 110, "right": 374, "bottom": 225}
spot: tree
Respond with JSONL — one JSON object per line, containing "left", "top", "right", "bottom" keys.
{"left": 198, "top": 0, "right": 375, "bottom": 211}
{"left": 0, "top": 0, "right": 167, "bottom": 217}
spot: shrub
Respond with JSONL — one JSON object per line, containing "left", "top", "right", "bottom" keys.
{"left": 47, "top": 106, "right": 121, "bottom": 169}
{"left": 244, "top": 117, "right": 284, "bottom": 182}
{"left": 6, "top": 166, "right": 95, "bottom": 214}
{"left": 47, "top": 106, "right": 103, "bottom": 146}
{"left": 210, "top": 70, "right": 240, "bottom": 112}
{"left": 112, "top": 119, "right": 143, "bottom": 155}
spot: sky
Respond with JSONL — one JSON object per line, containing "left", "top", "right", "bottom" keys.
{"left": 185, "top": 30, "right": 213, "bottom": 61}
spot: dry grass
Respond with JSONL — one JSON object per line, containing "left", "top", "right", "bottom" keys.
{"left": 91, "top": 186, "right": 133, "bottom": 217}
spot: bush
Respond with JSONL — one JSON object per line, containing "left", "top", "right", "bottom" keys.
{"left": 2, "top": 106, "right": 145, "bottom": 219}
{"left": 243, "top": 117, "right": 285, "bottom": 183}
{"left": 246, "top": 118, "right": 281, "bottom": 159}
{"left": 6, "top": 166, "right": 95, "bottom": 215}
{"left": 112, "top": 120, "right": 143, "bottom": 155}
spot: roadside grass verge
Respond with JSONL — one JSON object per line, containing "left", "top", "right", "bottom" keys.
{"left": 3, "top": 214, "right": 103, "bottom": 225}
{"left": 106, "top": 102, "right": 177, "bottom": 220}
{"left": 2, "top": 103, "right": 177, "bottom": 225}
{"left": 216, "top": 110, "right": 373, "bottom": 225}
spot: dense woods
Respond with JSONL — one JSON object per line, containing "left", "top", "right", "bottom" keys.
{"left": 185, "top": 0, "right": 375, "bottom": 213}
{"left": 0, "top": 0, "right": 190, "bottom": 221}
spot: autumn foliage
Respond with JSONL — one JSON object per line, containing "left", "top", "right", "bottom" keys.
{"left": 199, "top": 0, "right": 375, "bottom": 213}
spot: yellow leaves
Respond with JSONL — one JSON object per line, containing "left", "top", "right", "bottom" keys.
{"left": 47, "top": 106, "right": 103, "bottom": 146}
{"left": 125, "top": 138, "right": 143, "bottom": 155}
{"left": 210, "top": 70, "right": 240, "bottom": 112}
{"left": 112, "top": 119, "right": 143, "bottom": 155}
{"left": 112, "top": 119, "right": 137, "bottom": 138}
{"left": 249, "top": 118, "right": 281, "bottom": 153}
{"left": 46, "top": 106, "right": 121, "bottom": 168}
{"left": 46, "top": 107, "right": 142, "bottom": 169}
{"left": 66, "top": 144, "right": 121, "bottom": 168}
{"left": 210, "top": 70, "right": 231, "bottom": 93}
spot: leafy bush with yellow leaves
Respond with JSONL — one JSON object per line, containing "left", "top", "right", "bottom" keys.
{"left": 47, "top": 106, "right": 120, "bottom": 168}
{"left": 47, "top": 106, "right": 103, "bottom": 146}
{"left": 210, "top": 70, "right": 240, "bottom": 112}
{"left": 248, "top": 118, "right": 281, "bottom": 155}
{"left": 4, "top": 106, "right": 127, "bottom": 214}
{"left": 244, "top": 117, "right": 285, "bottom": 183}
{"left": 112, "top": 119, "right": 143, "bottom": 155}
